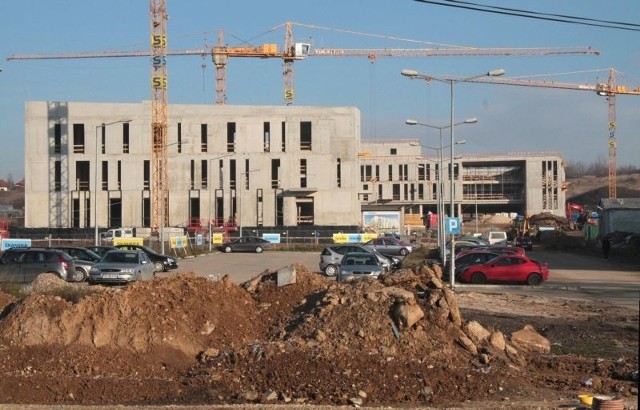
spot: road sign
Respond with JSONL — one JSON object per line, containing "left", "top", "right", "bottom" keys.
{"left": 445, "top": 217, "right": 461, "bottom": 235}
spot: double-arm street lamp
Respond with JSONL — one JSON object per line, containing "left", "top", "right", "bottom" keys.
{"left": 402, "top": 68, "right": 504, "bottom": 288}
{"left": 408, "top": 119, "right": 476, "bottom": 263}
{"left": 94, "top": 119, "right": 131, "bottom": 245}
{"left": 208, "top": 154, "right": 234, "bottom": 252}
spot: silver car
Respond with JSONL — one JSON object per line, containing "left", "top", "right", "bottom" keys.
{"left": 363, "top": 237, "right": 414, "bottom": 256}
{"left": 336, "top": 252, "right": 384, "bottom": 282}
{"left": 88, "top": 250, "right": 155, "bottom": 285}
{"left": 319, "top": 244, "right": 398, "bottom": 276}
{"left": 0, "top": 248, "right": 77, "bottom": 283}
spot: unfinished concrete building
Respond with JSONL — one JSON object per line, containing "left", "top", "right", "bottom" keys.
{"left": 24, "top": 101, "right": 565, "bottom": 234}
{"left": 24, "top": 101, "right": 362, "bottom": 231}
{"left": 359, "top": 139, "right": 566, "bottom": 232}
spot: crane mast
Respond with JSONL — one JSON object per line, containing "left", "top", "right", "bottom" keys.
{"left": 606, "top": 68, "right": 617, "bottom": 198}
{"left": 150, "top": 0, "right": 168, "bottom": 231}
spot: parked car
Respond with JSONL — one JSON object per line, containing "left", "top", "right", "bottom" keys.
{"left": 444, "top": 250, "right": 503, "bottom": 280}
{"left": 319, "top": 244, "right": 400, "bottom": 276}
{"left": 363, "top": 237, "right": 414, "bottom": 256}
{"left": 459, "top": 254, "right": 549, "bottom": 286}
{"left": 88, "top": 250, "right": 156, "bottom": 285}
{"left": 50, "top": 246, "right": 101, "bottom": 263}
{"left": 0, "top": 247, "right": 78, "bottom": 283}
{"left": 114, "top": 244, "right": 178, "bottom": 272}
{"left": 457, "top": 236, "right": 489, "bottom": 246}
{"left": 50, "top": 246, "right": 102, "bottom": 282}
{"left": 219, "top": 236, "right": 272, "bottom": 253}
{"left": 514, "top": 235, "right": 533, "bottom": 251}
{"left": 457, "top": 245, "right": 525, "bottom": 258}
{"left": 480, "top": 230, "right": 508, "bottom": 246}
{"left": 85, "top": 245, "right": 118, "bottom": 258}
{"left": 336, "top": 252, "right": 384, "bottom": 282}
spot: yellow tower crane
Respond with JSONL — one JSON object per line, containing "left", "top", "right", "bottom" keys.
{"left": 5, "top": 18, "right": 602, "bottom": 226}
{"left": 9, "top": 22, "right": 600, "bottom": 107}
{"left": 426, "top": 68, "right": 640, "bottom": 198}
{"left": 150, "top": 0, "right": 168, "bottom": 232}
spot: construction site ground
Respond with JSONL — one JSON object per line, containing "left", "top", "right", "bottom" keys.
{"left": 0, "top": 243, "right": 638, "bottom": 410}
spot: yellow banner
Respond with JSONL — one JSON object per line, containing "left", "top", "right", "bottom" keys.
{"left": 212, "top": 233, "right": 225, "bottom": 244}
{"left": 114, "top": 237, "right": 144, "bottom": 246}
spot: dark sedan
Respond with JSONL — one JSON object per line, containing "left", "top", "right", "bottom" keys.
{"left": 220, "top": 236, "right": 272, "bottom": 253}
{"left": 114, "top": 244, "right": 178, "bottom": 272}
{"left": 515, "top": 235, "right": 533, "bottom": 251}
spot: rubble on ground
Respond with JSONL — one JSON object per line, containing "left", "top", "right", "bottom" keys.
{"left": 0, "top": 265, "right": 635, "bottom": 407}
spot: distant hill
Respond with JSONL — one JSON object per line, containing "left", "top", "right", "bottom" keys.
{"left": 566, "top": 172, "right": 640, "bottom": 207}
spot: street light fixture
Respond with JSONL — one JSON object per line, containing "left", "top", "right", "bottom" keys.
{"left": 407, "top": 119, "right": 476, "bottom": 265}
{"left": 94, "top": 119, "right": 131, "bottom": 246}
{"left": 402, "top": 67, "right": 504, "bottom": 288}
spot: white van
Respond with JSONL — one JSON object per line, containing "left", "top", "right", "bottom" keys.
{"left": 481, "top": 230, "right": 508, "bottom": 246}
{"left": 102, "top": 227, "right": 134, "bottom": 242}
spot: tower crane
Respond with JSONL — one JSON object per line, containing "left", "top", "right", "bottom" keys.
{"left": 8, "top": 21, "right": 600, "bottom": 106}
{"left": 420, "top": 68, "right": 640, "bottom": 198}
{"left": 150, "top": 0, "right": 168, "bottom": 232}
{"left": 5, "top": 17, "right": 601, "bottom": 228}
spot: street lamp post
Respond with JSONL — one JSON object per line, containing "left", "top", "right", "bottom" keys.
{"left": 407, "top": 119, "right": 477, "bottom": 265}
{"left": 402, "top": 68, "right": 504, "bottom": 288}
{"left": 94, "top": 119, "right": 131, "bottom": 246}
{"left": 238, "top": 169, "right": 259, "bottom": 238}
{"left": 207, "top": 154, "right": 233, "bottom": 253}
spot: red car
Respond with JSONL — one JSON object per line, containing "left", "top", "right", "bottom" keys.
{"left": 459, "top": 254, "right": 549, "bottom": 286}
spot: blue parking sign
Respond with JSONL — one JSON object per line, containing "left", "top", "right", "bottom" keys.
{"left": 445, "top": 217, "right": 461, "bottom": 235}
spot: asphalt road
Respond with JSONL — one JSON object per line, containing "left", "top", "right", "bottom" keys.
{"left": 167, "top": 249, "right": 640, "bottom": 311}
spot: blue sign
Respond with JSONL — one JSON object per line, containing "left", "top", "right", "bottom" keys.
{"left": 445, "top": 217, "right": 461, "bottom": 235}
{"left": 195, "top": 234, "right": 203, "bottom": 246}
{"left": 262, "top": 233, "right": 281, "bottom": 244}
{"left": 1, "top": 238, "right": 32, "bottom": 251}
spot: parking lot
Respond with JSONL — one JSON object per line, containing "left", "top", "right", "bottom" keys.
{"left": 169, "top": 249, "right": 640, "bottom": 310}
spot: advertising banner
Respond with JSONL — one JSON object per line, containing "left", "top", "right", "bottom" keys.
{"left": 114, "top": 237, "right": 144, "bottom": 246}
{"left": 1, "top": 238, "right": 32, "bottom": 251}
{"left": 362, "top": 211, "right": 400, "bottom": 233}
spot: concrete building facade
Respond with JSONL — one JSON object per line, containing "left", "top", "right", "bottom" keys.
{"left": 359, "top": 139, "right": 565, "bottom": 230}
{"left": 25, "top": 101, "right": 361, "bottom": 231}
{"left": 24, "top": 101, "right": 565, "bottom": 234}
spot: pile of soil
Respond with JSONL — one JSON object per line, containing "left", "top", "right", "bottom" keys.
{"left": 0, "top": 266, "right": 636, "bottom": 408}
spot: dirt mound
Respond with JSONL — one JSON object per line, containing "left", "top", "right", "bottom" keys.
{"left": 0, "top": 273, "right": 262, "bottom": 356}
{"left": 0, "top": 267, "right": 635, "bottom": 407}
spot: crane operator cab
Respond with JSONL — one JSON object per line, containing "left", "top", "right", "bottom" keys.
{"left": 294, "top": 43, "right": 310, "bottom": 59}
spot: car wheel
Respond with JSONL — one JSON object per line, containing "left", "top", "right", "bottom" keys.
{"left": 470, "top": 272, "right": 486, "bottom": 284}
{"left": 324, "top": 264, "right": 338, "bottom": 276}
{"left": 399, "top": 248, "right": 408, "bottom": 256}
{"left": 527, "top": 273, "right": 542, "bottom": 286}
{"left": 255, "top": 246, "right": 263, "bottom": 253}
{"left": 153, "top": 261, "right": 164, "bottom": 272}
{"left": 224, "top": 246, "right": 233, "bottom": 253}
{"left": 73, "top": 268, "right": 86, "bottom": 282}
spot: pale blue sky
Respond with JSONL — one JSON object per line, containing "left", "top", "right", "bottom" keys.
{"left": 1, "top": 0, "right": 639, "bottom": 180}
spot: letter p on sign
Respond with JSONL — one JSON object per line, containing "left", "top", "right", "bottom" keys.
{"left": 445, "top": 217, "right": 461, "bottom": 235}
